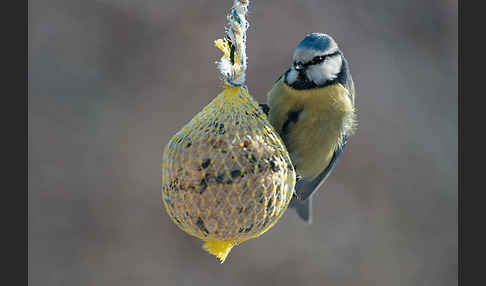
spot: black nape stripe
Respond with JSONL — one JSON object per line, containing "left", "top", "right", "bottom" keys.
{"left": 336, "top": 56, "right": 352, "bottom": 91}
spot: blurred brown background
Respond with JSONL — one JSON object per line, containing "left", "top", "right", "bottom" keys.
{"left": 28, "top": 0, "right": 457, "bottom": 285}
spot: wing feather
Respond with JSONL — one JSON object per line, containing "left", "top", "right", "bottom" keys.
{"left": 294, "top": 135, "right": 348, "bottom": 201}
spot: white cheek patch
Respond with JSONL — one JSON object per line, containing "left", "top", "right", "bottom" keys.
{"left": 286, "top": 68, "right": 298, "bottom": 85}
{"left": 307, "top": 55, "right": 342, "bottom": 85}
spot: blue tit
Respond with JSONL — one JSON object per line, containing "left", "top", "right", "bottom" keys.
{"left": 260, "top": 33, "right": 356, "bottom": 223}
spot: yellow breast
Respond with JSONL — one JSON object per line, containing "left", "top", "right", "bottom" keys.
{"left": 267, "top": 78, "right": 355, "bottom": 179}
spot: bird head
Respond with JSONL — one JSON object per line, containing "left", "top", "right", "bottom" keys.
{"left": 285, "top": 33, "right": 344, "bottom": 90}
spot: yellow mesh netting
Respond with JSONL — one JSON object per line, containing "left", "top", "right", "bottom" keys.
{"left": 161, "top": 0, "right": 296, "bottom": 263}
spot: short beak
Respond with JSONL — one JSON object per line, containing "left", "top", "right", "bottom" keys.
{"left": 294, "top": 62, "right": 304, "bottom": 71}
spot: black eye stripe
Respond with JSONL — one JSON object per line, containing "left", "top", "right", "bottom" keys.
{"left": 312, "top": 56, "right": 325, "bottom": 64}
{"left": 293, "top": 51, "right": 341, "bottom": 69}
{"left": 309, "top": 51, "right": 340, "bottom": 65}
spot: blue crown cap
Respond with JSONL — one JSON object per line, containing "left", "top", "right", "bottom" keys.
{"left": 297, "top": 33, "right": 336, "bottom": 52}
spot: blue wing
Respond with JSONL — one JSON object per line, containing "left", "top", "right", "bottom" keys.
{"left": 294, "top": 134, "right": 348, "bottom": 202}
{"left": 289, "top": 195, "right": 312, "bottom": 223}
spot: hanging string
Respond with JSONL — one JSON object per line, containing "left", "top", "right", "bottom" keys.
{"left": 214, "top": 0, "right": 249, "bottom": 88}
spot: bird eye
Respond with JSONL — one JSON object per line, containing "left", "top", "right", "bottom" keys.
{"left": 312, "top": 55, "right": 325, "bottom": 64}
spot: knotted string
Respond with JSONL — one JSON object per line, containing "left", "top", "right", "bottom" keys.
{"left": 214, "top": 0, "right": 249, "bottom": 88}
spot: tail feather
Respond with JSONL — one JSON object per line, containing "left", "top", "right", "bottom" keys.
{"left": 289, "top": 195, "right": 312, "bottom": 224}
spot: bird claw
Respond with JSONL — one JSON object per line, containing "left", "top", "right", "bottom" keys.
{"left": 292, "top": 192, "right": 303, "bottom": 201}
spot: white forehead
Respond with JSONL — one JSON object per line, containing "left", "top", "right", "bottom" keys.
{"left": 293, "top": 48, "right": 319, "bottom": 63}
{"left": 293, "top": 46, "right": 340, "bottom": 63}
{"left": 292, "top": 34, "right": 339, "bottom": 63}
